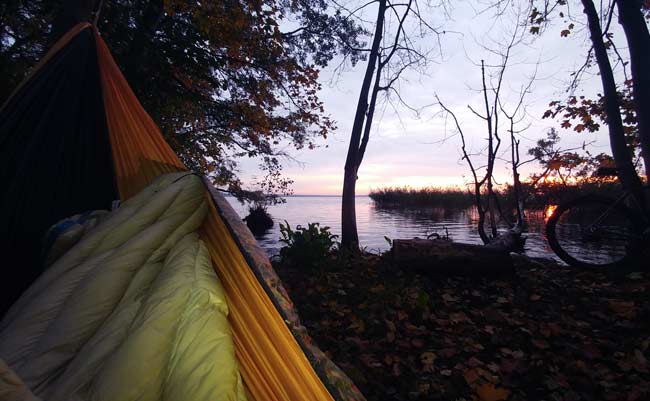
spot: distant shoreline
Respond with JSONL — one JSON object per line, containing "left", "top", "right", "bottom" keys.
{"left": 225, "top": 194, "right": 369, "bottom": 198}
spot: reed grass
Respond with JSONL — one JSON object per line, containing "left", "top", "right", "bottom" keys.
{"left": 369, "top": 186, "right": 476, "bottom": 208}
{"left": 369, "top": 181, "right": 625, "bottom": 209}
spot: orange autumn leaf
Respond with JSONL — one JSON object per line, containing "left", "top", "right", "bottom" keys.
{"left": 477, "top": 383, "right": 510, "bottom": 401}
{"left": 463, "top": 368, "right": 480, "bottom": 385}
{"left": 608, "top": 299, "right": 637, "bottom": 319}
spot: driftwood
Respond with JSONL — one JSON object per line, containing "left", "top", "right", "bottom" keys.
{"left": 391, "top": 238, "right": 514, "bottom": 275}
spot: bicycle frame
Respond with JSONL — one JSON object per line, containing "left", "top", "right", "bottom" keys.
{"left": 590, "top": 188, "right": 649, "bottom": 241}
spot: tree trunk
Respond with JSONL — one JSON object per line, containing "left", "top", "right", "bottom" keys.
{"left": 581, "top": 0, "right": 645, "bottom": 204}
{"left": 616, "top": 0, "right": 650, "bottom": 186}
{"left": 480, "top": 60, "right": 499, "bottom": 240}
{"left": 513, "top": 171, "right": 525, "bottom": 227}
{"left": 341, "top": 0, "right": 386, "bottom": 249}
{"left": 50, "top": 0, "right": 96, "bottom": 43}
{"left": 487, "top": 191, "right": 498, "bottom": 238}
{"left": 391, "top": 239, "right": 514, "bottom": 275}
{"left": 511, "top": 135, "right": 525, "bottom": 228}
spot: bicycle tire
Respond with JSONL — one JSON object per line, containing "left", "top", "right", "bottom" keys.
{"left": 545, "top": 196, "right": 642, "bottom": 268}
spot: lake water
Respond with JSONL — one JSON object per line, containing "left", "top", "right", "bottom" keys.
{"left": 226, "top": 196, "right": 560, "bottom": 262}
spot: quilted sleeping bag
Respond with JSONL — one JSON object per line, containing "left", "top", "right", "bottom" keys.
{"left": 0, "top": 173, "right": 248, "bottom": 401}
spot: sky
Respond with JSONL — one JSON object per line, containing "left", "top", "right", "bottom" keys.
{"left": 238, "top": 1, "right": 626, "bottom": 195}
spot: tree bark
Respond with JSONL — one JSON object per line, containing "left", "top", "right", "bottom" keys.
{"left": 616, "top": 0, "right": 650, "bottom": 186}
{"left": 341, "top": 0, "right": 386, "bottom": 249}
{"left": 581, "top": 0, "right": 644, "bottom": 204}
{"left": 511, "top": 131, "right": 525, "bottom": 228}
{"left": 392, "top": 239, "right": 514, "bottom": 275}
{"left": 480, "top": 60, "right": 499, "bottom": 239}
{"left": 50, "top": 0, "right": 96, "bottom": 43}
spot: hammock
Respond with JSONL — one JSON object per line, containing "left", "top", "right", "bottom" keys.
{"left": 0, "top": 23, "right": 365, "bottom": 401}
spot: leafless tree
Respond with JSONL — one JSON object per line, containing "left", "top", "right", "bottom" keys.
{"left": 436, "top": 9, "right": 534, "bottom": 247}
{"left": 341, "top": 0, "right": 442, "bottom": 248}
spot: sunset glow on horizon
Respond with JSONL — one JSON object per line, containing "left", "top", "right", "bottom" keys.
{"left": 290, "top": 172, "right": 527, "bottom": 195}
{"left": 291, "top": 176, "right": 467, "bottom": 195}
{"left": 235, "top": 1, "right": 622, "bottom": 199}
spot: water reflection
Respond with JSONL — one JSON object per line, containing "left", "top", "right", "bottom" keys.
{"left": 226, "top": 196, "right": 560, "bottom": 262}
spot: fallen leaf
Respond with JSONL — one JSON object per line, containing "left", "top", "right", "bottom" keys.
{"left": 608, "top": 299, "right": 636, "bottom": 319}
{"left": 442, "top": 293, "right": 458, "bottom": 302}
{"left": 348, "top": 317, "right": 365, "bottom": 333}
{"left": 468, "top": 357, "right": 484, "bottom": 367}
{"left": 574, "top": 360, "right": 588, "bottom": 372}
{"left": 477, "top": 383, "right": 510, "bottom": 401}
{"left": 405, "top": 323, "right": 425, "bottom": 334}
{"left": 439, "top": 347, "right": 457, "bottom": 358}
{"left": 617, "top": 358, "right": 633, "bottom": 372}
{"left": 360, "top": 353, "right": 382, "bottom": 368}
{"left": 464, "top": 368, "right": 480, "bottom": 385}
{"left": 450, "top": 311, "right": 470, "bottom": 323}
{"left": 370, "top": 284, "right": 385, "bottom": 293}
{"left": 487, "top": 362, "right": 500, "bottom": 373}
{"left": 420, "top": 352, "right": 436, "bottom": 372}
{"left": 392, "top": 362, "right": 401, "bottom": 377}
{"left": 499, "top": 358, "right": 520, "bottom": 375}
{"left": 532, "top": 339, "right": 550, "bottom": 349}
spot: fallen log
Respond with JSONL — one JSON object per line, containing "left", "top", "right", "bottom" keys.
{"left": 391, "top": 238, "right": 514, "bottom": 275}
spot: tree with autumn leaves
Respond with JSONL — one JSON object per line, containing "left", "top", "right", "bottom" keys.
{"left": 530, "top": 0, "right": 650, "bottom": 207}
{"left": 0, "top": 0, "right": 365, "bottom": 200}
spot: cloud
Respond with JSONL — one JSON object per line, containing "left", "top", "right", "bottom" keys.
{"left": 235, "top": 2, "right": 624, "bottom": 196}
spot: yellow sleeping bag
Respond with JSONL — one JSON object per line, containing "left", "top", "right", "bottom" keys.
{"left": 0, "top": 173, "right": 248, "bottom": 401}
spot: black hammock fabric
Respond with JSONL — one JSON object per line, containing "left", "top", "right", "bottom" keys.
{"left": 0, "top": 28, "right": 118, "bottom": 316}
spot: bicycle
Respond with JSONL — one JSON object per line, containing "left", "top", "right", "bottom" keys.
{"left": 545, "top": 167, "right": 650, "bottom": 268}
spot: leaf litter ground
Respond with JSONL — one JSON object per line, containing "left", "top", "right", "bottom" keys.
{"left": 274, "top": 254, "right": 650, "bottom": 401}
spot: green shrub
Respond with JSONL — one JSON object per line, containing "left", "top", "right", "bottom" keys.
{"left": 279, "top": 221, "right": 338, "bottom": 268}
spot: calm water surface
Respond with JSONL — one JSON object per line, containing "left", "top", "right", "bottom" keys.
{"left": 226, "top": 196, "right": 560, "bottom": 262}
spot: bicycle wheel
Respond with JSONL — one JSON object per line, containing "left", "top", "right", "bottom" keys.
{"left": 546, "top": 196, "right": 642, "bottom": 268}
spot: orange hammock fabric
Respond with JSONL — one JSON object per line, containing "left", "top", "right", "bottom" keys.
{"left": 87, "top": 23, "right": 335, "bottom": 401}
